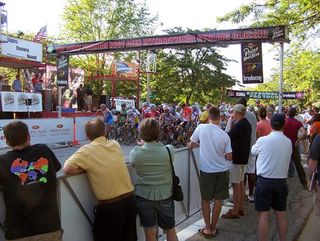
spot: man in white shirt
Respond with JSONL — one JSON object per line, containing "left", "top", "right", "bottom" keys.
{"left": 189, "top": 106, "right": 232, "bottom": 238}
{"left": 251, "top": 114, "right": 292, "bottom": 241}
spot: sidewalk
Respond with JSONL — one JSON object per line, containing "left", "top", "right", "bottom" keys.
{"left": 174, "top": 175, "right": 314, "bottom": 241}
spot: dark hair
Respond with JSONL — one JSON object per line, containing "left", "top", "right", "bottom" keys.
{"left": 257, "top": 107, "right": 267, "bottom": 119}
{"left": 270, "top": 114, "right": 286, "bottom": 131}
{"left": 4, "top": 121, "right": 29, "bottom": 147}
{"left": 139, "top": 118, "right": 160, "bottom": 142}
{"left": 287, "top": 107, "right": 296, "bottom": 118}
{"left": 313, "top": 113, "right": 320, "bottom": 122}
{"left": 208, "top": 106, "right": 220, "bottom": 121}
{"left": 237, "top": 97, "right": 247, "bottom": 107}
{"left": 85, "top": 118, "right": 105, "bottom": 141}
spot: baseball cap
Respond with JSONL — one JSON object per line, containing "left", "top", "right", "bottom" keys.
{"left": 270, "top": 113, "right": 286, "bottom": 126}
{"left": 232, "top": 104, "right": 246, "bottom": 114}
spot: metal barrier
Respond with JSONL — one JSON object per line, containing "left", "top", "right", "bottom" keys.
{"left": 0, "top": 147, "right": 201, "bottom": 241}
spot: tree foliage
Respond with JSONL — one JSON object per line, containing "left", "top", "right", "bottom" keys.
{"left": 253, "top": 46, "right": 320, "bottom": 105}
{"left": 60, "top": 0, "right": 157, "bottom": 96}
{"left": 148, "top": 44, "right": 236, "bottom": 105}
{"left": 217, "top": 0, "right": 320, "bottom": 40}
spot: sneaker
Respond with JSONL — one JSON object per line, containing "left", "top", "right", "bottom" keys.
{"left": 247, "top": 195, "right": 254, "bottom": 203}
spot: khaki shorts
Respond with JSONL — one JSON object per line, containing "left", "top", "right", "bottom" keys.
{"left": 7, "top": 230, "right": 63, "bottom": 241}
{"left": 229, "top": 164, "right": 247, "bottom": 184}
{"left": 199, "top": 170, "right": 229, "bottom": 201}
{"left": 86, "top": 95, "right": 92, "bottom": 105}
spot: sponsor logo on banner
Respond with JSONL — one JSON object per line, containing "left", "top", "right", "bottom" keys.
{"left": 3, "top": 92, "right": 14, "bottom": 106}
{"left": 226, "top": 90, "right": 304, "bottom": 100}
{"left": 57, "top": 54, "right": 69, "bottom": 86}
{"left": 0, "top": 119, "right": 73, "bottom": 148}
{"left": 1, "top": 92, "right": 42, "bottom": 112}
{"left": 241, "top": 42, "right": 263, "bottom": 84}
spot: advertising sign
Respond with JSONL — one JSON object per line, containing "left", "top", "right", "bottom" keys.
{"left": 116, "top": 62, "right": 139, "bottom": 78}
{"left": 114, "top": 98, "right": 135, "bottom": 111}
{"left": 48, "top": 26, "right": 289, "bottom": 55}
{"left": 0, "top": 91, "right": 42, "bottom": 112}
{"left": 1, "top": 35, "right": 42, "bottom": 62}
{"left": 241, "top": 42, "right": 263, "bottom": 84}
{"left": 0, "top": 118, "right": 73, "bottom": 148}
{"left": 57, "top": 54, "right": 69, "bottom": 86}
{"left": 226, "top": 90, "right": 304, "bottom": 100}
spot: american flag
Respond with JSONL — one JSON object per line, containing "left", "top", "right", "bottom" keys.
{"left": 34, "top": 25, "right": 47, "bottom": 42}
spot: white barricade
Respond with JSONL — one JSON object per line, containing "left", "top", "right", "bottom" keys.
{"left": 0, "top": 118, "right": 73, "bottom": 148}
{"left": 74, "top": 116, "right": 95, "bottom": 141}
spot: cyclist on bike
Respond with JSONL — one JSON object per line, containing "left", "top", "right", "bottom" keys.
{"left": 118, "top": 103, "right": 128, "bottom": 124}
{"left": 149, "top": 104, "right": 160, "bottom": 120}
{"left": 141, "top": 102, "right": 150, "bottom": 119}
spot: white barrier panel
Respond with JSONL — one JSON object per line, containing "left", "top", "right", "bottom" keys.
{"left": 0, "top": 118, "right": 73, "bottom": 148}
{"left": 0, "top": 92, "right": 42, "bottom": 112}
{"left": 75, "top": 117, "right": 94, "bottom": 141}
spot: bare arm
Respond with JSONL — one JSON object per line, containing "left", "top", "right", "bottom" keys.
{"left": 225, "top": 152, "right": 232, "bottom": 161}
{"left": 188, "top": 141, "right": 199, "bottom": 148}
{"left": 63, "top": 165, "right": 85, "bottom": 176}
{"left": 308, "top": 159, "right": 318, "bottom": 174}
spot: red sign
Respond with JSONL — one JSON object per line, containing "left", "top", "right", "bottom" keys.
{"left": 48, "top": 26, "right": 289, "bottom": 55}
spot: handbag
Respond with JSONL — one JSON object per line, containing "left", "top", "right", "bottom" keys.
{"left": 166, "top": 146, "right": 184, "bottom": 201}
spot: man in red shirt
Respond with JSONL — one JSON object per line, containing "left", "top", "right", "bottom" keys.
{"left": 283, "top": 107, "right": 307, "bottom": 188}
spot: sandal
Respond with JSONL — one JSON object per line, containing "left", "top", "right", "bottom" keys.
{"left": 198, "top": 228, "right": 215, "bottom": 239}
{"left": 221, "top": 209, "right": 240, "bottom": 219}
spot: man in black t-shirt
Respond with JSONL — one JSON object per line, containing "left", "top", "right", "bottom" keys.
{"left": 222, "top": 104, "right": 252, "bottom": 219}
{"left": 0, "top": 121, "right": 62, "bottom": 241}
{"left": 308, "top": 134, "right": 320, "bottom": 216}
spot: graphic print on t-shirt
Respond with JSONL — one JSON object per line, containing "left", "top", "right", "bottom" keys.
{"left": 10, "top": 157, "right": 49, "bottom": 185}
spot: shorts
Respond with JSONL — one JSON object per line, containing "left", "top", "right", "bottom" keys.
{"left": 199, "top": 170, "right": 229, "bottom": 201}
{"left": 7, "top": 230, "right": 63, "bottom": 241}
{"left": 229, "top": 164, "right": 246, "bottom": 184}
{"left": 135, "top": 195, "right": 175, "bottom": 230}
{"left": 245, "top": 154, "right": 256, "bottom": 174}
{"left": 86, "top": 95, "right": 92, "bottom": 105}
{"left": 255, "top": 176, "right": 288, "bottom": 212}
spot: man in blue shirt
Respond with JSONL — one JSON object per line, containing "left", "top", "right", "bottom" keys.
{"left": 12, "top": 75, "right": 22, "bottom": 92}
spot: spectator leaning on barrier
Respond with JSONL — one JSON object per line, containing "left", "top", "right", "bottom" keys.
{"left": 0, "top": 121, "right": 62, "bottom": 241}
{"left": 63, "top": 118, "right": 137, "bottom": 241}
{"left": 189, "top": 106, "right": 232, "bottom": 238}
{"left": 130, "top": 118, "right": 178, "bottom": 241}
{"left": 251, "top": 114, "right": 292, "bottom": 241}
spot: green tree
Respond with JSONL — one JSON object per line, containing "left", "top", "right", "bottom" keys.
{"left": 60, "top": 0, "right": 157, "bottom": 96}
{"left": 148, "top": 47, "right": 236, "bottom": 105}
{"left": 217, "top": 0, "right": 320, "bottom": 40}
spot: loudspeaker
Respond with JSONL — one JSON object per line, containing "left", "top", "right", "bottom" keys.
{"left": 44, "top": 89, "right": 52, "bottom": 112}
{"left": 99, "top": 95, "right": 110, "bottom": 109}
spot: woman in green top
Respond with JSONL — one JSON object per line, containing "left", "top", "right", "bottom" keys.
{"left": 130, "top": 118, "right": 178, "bottom": 241}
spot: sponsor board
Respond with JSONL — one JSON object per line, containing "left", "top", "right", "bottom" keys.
{"left": 0, "top": 91, "right": 42, "bottom": 112}
{"left": 114, "top": 98, "right": 135, "bottom": 111}
{"left": 227, "top": 90, "right": 304, "bottom": 100}
{"left": 0, "top": 118, "right": 73, "bottom": 148}
{"left": 1, "top": 35, "right": 42, "bottom": 62}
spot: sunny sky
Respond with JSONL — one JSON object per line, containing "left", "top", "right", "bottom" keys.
{"left": 3, "top": 0, "right": 282, "bottom": 88}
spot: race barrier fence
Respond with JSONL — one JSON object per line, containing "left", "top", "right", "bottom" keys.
{"left": 0, "top": 147, "right": 202, "bottom": 241}
{"left": 0, "top": 116, "right": 96, "bottom": 148}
